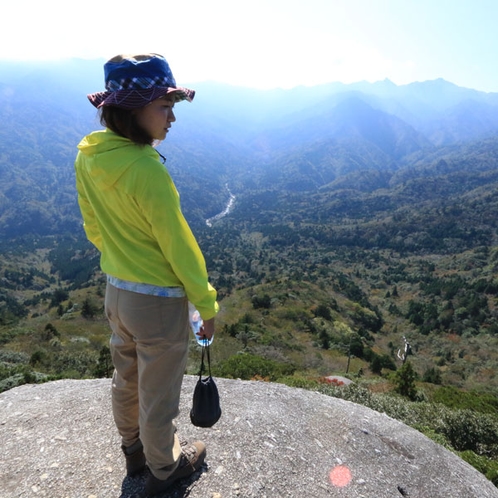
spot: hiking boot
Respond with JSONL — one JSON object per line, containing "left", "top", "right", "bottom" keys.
{"left": 144, "top": 441, "right": 206, "bottom": 497}
{"left": 122, "top": 439, "right": 147, "bottom": 476}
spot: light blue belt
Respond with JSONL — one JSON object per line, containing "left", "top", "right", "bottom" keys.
{"left": 107, "top": 275, "right": 186, "bottom": 298}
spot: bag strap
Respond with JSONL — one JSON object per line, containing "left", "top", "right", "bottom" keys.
{"left": 199, "top": 344, "right": 212, "bottom": 379}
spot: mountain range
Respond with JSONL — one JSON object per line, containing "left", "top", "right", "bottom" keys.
{"left": 1, "top": 58, "right": 498, "bottom": 240}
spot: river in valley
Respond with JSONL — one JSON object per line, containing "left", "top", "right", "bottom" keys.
{"left": 206, "top": 184, "right": 236, "bottom": 227}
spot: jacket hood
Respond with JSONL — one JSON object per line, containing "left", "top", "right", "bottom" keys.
{"left": 76, "top": 129, "right": 157, "bottom": 188}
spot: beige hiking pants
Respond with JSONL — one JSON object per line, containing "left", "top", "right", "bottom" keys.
{"left": 105, "top": 283, "right": 190, "bottom": 480}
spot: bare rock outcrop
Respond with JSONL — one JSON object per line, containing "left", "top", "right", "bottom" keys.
{"left": 1, "top": 377, "right": 497, "bottom": 498}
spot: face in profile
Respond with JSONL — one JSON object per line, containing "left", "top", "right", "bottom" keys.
{"left": 134, "top": 96, "right": 176, "bottom": 141}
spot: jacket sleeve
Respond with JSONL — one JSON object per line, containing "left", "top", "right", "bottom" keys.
{"left": 134, "top": 160, "right": 218, "bottom": 320}
{"left": 75, "top": 162, "right": 103, "bottom": 252}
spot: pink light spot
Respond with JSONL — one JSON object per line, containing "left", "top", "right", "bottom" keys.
{"left": 329, "top": 465, "right": 353, "bottom": 488}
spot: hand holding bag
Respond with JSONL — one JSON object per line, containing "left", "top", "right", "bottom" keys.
{"left": 190, "top": 343, "right": 222, "bottom": 428}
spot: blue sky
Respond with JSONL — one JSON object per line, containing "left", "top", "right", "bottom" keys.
{"left": 2, "top": 0, "right": 497, "bottom": 92}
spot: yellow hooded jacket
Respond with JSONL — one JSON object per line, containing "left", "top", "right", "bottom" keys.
{"left": 74, "top": 129, "right": 218, "bottom": 320}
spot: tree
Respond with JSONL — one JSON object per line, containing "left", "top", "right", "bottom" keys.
{"left": 81, "top": 296, "right": 99, "bottom": 319}
{"left": 370, "top": 353, "right": 396, "bottom": 375}
{"left": 394, "top": 361, "right": 417, "bottom": 400}
{"left": 349, "top": 335, "right": 364, "bottom": 358}
{"left": 94, "top": 346, "right": 113, "bottom": 378}
{"left": 318, "top": 328, "right": 330, "bottom": 350}
{"left": 252, "top": 294, "right": 271, "bottom": 309}
{"left": 314, "top": 304, "right": 332, "bottom": 321}
{"left": 50, "top": 288, "right": 69, "bottom": 308}
{"left": 43, "top": 323, "right": 59, "bottom": 341}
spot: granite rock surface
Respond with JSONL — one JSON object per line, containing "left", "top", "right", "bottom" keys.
{"left": 1, "top": 377, "right": 497, "bottom": 498}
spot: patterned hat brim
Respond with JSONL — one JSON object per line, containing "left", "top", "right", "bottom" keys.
{"left": 87, "top": 86, "right": 195, "bottom": 109}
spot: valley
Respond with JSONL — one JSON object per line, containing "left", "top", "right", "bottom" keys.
{"left": 1, "top": 59, "right": 498, "bottom": 484}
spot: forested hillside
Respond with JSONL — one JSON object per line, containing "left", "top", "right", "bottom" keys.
{"left": 2, "top": 59, "right": 498, "bottom": 483}
{"left": 2, "top": 58, "right": 498, "bottom": 382}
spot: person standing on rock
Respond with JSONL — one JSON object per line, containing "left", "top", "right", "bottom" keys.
{"left": 74, "top": 53, "right": 218, "bottom": 497}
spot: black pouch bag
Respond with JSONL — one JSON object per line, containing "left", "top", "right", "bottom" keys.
{"left": 190, "top": 344, "right": 222, "bottom": 428}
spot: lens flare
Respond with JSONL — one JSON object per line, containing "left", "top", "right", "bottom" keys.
{"left": 329, "top": 465, "right": 352, "bottom": 487}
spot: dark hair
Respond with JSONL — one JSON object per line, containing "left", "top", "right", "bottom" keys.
{"left": 99, "top": 106, "right": 153, "bottom": 145}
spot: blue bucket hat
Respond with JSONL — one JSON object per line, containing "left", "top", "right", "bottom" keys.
{"left": 87, "top": 53, "right": 195, "bottom": 109}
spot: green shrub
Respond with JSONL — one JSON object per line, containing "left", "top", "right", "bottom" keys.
{"left": 0, "top": 350, "right": 29, "bottom": 364}
{"left": 0, "top": 368, "right": 51, "bottom": 393}
{"left": 30, "top": 350, "right": 48, "bottom": 367}
{"left": 320, "top": 383, "right": 498, "bottom": 456}
{"left": 216, "top": 352, "right": 295, "bottom": 381}
{"left": 0, "top": 373, "right": 25, "bottom": 392}
{"left": 279, "top": 375, "right": 321, "bottom": 390}
{"left": 50, "top": 351, "right": 98, "bottom": 377}
{"left": 431, "top": 386, "right": 498, "bottom": 415}
{"left": 413, "top": 425, "right": 452, "bottom": 450}
{"left": 422, "top": 367, "right": 442, "bottom": 385}
{"left": 459, "top": 451, "right": 498, "bottom": 486}
{"left": 439, "top": 409, "right": 498, "bottom": 457}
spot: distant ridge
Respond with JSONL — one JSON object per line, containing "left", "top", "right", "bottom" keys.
{"left": 2, "top": 57, "right": 498, "bottom": 236}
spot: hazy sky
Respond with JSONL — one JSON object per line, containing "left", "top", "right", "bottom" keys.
{"left": 2, "top": 0, "right": 497, "bottom": 92}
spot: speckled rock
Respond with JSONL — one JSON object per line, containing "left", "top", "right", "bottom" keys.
{"left": 1, "top": 377, "right": 497, "bottom": 498}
